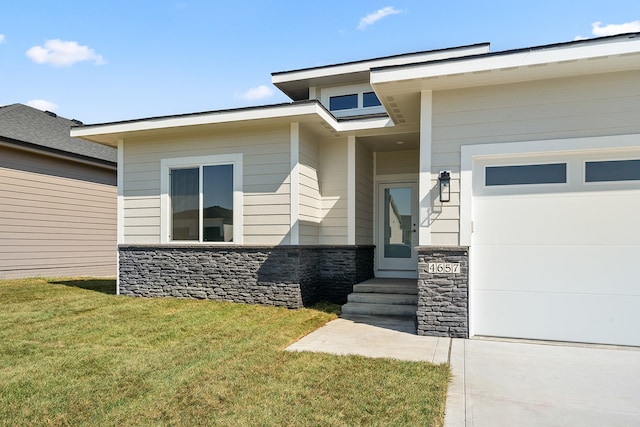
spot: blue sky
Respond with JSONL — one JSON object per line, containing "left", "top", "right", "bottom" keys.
{"left": 1, "top": 1, "right": 638, "bottom": 124}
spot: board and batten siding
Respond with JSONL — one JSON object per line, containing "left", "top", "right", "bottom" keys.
{"left": 122, "top": 125, "right": 292, "bottom": 245}
{"left": 355, "top": 142, "right": 373, "bottom": 245}
{"left": 318, "top": 137, "right": 348, "bottom": 244}
{"left": 430, "top": 70, "right": 640, "bottom": 245}
{"left": 0, "top": 145, "right": 116, "bottom": 279}
{"left": 298, "top": 127, "right": 321, "bottom": 244}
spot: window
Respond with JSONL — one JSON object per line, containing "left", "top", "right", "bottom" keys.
{"left": 585, "top": 159, "right": 640, "bottom": 182}
{"left": 486, "top": 163, "right": 566, "bottom": 186}
{"left": 161, "top": 154, "right": 243, "bottom": 244}
{"left": 363, "top": 91, "right": 382, "bottom": 108}
{"left": 329, "top": 94, "right": 358, "bottom": 111}
{"left": 322, "top": 84, "right": 386, "bottom": 116}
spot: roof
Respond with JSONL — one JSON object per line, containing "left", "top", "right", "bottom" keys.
{"left": 72, "top": 34, "right": 640, "bottom": 146}
{"left": 70, "top": 100, "right": 394, "bottom": 146}
{"left": 370, "top": 33, "right": 640, "bottom": 125}
{"left": 0, "top": 104, "right": 117, "bottom": 165}
{"left": 272, "top": 43, "right": 490, "bottom": 101}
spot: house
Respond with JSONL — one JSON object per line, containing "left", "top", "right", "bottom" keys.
{"left": 72, "top": 33, "right": 640, "bottom": 347}
{"left": 0, "top": 104, "right": 117, "bottom": 279}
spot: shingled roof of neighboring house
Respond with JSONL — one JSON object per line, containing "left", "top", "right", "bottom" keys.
{"left": 0, "top": 103, "right": 116, "bottom": 165}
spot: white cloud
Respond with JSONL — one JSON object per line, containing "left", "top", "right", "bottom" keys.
{"left": 240, "top": 85, "right": 274, "bottom": 101}
{"left": 26, "top": 39, "right": 105, "bottom": 67}
{"left": 592, "top": 20, "right": 640, "bottom": 36}
{"left": 0, "top": 34, "right": 5, "bottom": 44}
{"left": 576, "top": 20, "right": 640, "bottom": 40}
{"left": 27, "top": 99, "right": 59, "bottom": 112}
{"left": 358, "top": 6, "right": 402, "bottom": 30}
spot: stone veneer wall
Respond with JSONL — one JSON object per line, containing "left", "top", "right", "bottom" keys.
{"left": 416, "top": 246, "right": 469, "bottom": 338}
{"left": 118, "top": 245, "right": 374, "bottom": 308}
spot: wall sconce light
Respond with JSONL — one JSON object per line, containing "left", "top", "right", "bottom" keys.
{"left": 438, "top": 170, "right": 451, "bottom": 202}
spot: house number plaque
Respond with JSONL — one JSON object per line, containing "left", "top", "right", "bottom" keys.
{"left": 427, "top": 263, "right": 460, "bottom": 274}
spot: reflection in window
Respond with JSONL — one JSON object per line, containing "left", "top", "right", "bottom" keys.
{"left": 329, "top": 94, "right": 358, "bottom": 111}
{"left": 203, "top": 164, "right": 234, "bottom": 242}
{"left": 384, "top": 187, "right": 412, "bottom": 259}
{"left": 170, "top": 168, "right": 199, "bottom": 241}
{"left": 170, "top": 164, "right": 234, "bottom": 242}
{"left": 585, "top": 159, "right": 640, "bottom": 182}
{"left": 363, "top": 91, "right": 382, "bottom": 108}
{"left": 486, "top": 163, "right": 566, "bottom": 186}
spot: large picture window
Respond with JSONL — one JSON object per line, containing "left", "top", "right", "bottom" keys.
{"left": 161, "top": 154, "right": 242, "bottom": 244}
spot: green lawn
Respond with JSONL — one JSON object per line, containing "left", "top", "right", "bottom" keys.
{"left": 0, "top": 277, "right": 450, "bottom": 426}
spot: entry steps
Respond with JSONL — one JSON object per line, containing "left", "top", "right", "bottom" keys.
{"left": 341, "top": 278, "right": 418, "bottom": 317}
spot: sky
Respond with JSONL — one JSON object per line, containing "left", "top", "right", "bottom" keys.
{"left": 1, "top": 1, "right": 639, "bottom": 124}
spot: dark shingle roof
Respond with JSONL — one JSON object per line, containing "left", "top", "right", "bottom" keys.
{"left": 0, "top": 104, "right": 116, "bottom": 164}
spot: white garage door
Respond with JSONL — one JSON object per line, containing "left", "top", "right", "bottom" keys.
{"left": 471, "top": 150, "right": 640, "bottom": 346}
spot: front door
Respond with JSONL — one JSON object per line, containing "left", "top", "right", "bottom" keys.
{"left": 377, "top": 182, "right": 418, "bottom": 274}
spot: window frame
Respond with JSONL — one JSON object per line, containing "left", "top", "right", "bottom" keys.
{"left": 321, "top": 83, "right": 385, "bottom": 117}
{"left": 583, "top": 158, "right": 640, "bottom": 184}
{"left": 484, "top": 162, "right": 568, "bottom": 187}
{"left": 160, "top": 154, "right": 243, "bottom": 244}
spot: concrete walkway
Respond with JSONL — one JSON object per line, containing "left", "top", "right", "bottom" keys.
{"left": 287, "top": 316, "right": 640, "bottom": 426}
{"left": 286, "top": 314, "right": 450, "bottom": 363}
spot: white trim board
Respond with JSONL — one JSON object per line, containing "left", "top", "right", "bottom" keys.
{"left": 289, "top": 123, "right": 300, "bottom": 245}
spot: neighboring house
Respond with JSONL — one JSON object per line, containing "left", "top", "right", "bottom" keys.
{"left": 72, "top": 33, "right": 640, "bottom": 347}
{"left": 0, "top": 104, "right": 117, "bottom": 279}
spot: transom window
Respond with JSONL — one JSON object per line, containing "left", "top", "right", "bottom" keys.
{"left": 329, "top": 94, "right": 358, "bottom": 111}
{"left": 161, "top": 154, "right": 243, "bottom": 244}
{"left": 363, "top": 91, "right": 382, "bottom": 108}
{"left": 322, "top": 84, "right": 385, "bottom": 117}
{"left": 485, "top": 163, "right": 567, "bottom": 186}
{"left": 585, "top": 159, "right": 640, "bottom": 182}
{"left": 328, "top": 91, "right": 381, "bottom": 112}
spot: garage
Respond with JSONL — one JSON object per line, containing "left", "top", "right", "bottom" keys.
{"left": 465, "top": 137, "right": 640, "bottom": 346}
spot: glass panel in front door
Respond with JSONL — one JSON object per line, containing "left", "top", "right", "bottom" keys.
{"left": 384, "top": 187, "right": 413, "bottom": 259}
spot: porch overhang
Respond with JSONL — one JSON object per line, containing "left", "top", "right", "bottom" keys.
{"left": 70, "top": 101, "right": 395, "bottom": 147}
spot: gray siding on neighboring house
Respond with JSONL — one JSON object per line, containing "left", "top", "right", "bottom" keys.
{"left": 0, "top": 145, "right": 116, "bottom": 279}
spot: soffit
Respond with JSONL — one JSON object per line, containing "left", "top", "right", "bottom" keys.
{"left": 372, "top": 36, "right": 640, "bottom": 125}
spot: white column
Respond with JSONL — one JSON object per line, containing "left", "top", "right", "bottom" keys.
{"left": 116, "top": 139, "right": 124, "bottom": 295}
{"left": 290, "top": 122, "right": 300, "bottom": 245}
{"left": 347, "top": 135, "right": 356, "bottom": 245}
{"left": 419, "top": 90, "right": 433, "bottom": 246}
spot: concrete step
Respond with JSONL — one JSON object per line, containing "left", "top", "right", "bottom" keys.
{"left": 353, "top": 282, "right": 418, "bottom": 295}
{"left": 347, "top": 292, "right": 418, "bottom": 305}
{"left": 341, "top": 302, "right": 417, "bottom": 317}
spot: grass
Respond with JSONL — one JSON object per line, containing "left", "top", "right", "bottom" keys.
{"left": 0, "top": 277, "right": 450, "bottom": 426}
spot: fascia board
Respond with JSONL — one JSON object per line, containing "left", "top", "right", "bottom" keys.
{"left": 71, "top": 102, "right": 394, "bottom": 140}
{"left": 335, "top": 117, "right": 395, "bottom": 132}
{"left": 71, "top": 103, "right": 331, "bottom": 138}
{"left": 272, "top": 44, "right": 491, "bottom": 85}
{"left": 371, "top": 38, "right": 640, "bottom": 85}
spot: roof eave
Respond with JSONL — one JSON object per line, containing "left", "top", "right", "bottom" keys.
{"left": 0, "top": 136, "right": 116, "bottom": 169}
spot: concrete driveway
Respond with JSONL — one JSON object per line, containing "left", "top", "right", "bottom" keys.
{"left": 446, "top": 338, "right": 640, "bottom": 426}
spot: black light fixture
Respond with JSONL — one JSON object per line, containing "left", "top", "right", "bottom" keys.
{"left": 438, "top": 170, "right": 451, "bottom": 202}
